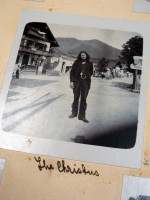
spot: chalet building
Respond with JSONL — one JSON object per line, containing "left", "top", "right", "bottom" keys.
{"left": 15, "top": 22, "right": 59, "bottom": 73}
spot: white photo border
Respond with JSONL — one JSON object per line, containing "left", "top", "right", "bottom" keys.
{"left": 0, "top": 10, "right": 149, "bottom": 168}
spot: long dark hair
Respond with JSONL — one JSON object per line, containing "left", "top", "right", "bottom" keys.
{"left": 77, "top": 51, "right": 90, "bottom": 61}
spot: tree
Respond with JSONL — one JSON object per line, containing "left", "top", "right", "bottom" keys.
{"left": 120, "top": 36, "right": 143, "bottom": 87}
{"left": 120, "top": 36, "right": 143, "bottom": 69}
{"left": 97, "top": 57, "right": 109, "bottom": 73}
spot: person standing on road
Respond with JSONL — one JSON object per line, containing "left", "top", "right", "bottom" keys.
{"left": 69, "top": 51, "right": 93, "bottom": 123}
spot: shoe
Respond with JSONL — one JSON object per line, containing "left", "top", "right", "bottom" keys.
{"left": 69, "top": 114, "right": 77, "bottom": 118}
{"left": 78, "top": 117, "right": 89, "bottom": 123}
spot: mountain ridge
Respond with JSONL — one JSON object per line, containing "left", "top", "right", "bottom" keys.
{"left": 54, "top": 37, "right": 121, "bottom": 59}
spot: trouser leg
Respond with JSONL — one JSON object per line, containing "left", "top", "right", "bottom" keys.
{"left": 72, "top": 83, "right": 80, "bottom": 116}
{"left": 78, "top": 84, "right": 89, "bottom": 119}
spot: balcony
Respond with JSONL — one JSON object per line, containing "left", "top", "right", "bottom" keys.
{"left": 19, "top": 46, "right": 52, "bottom": 57}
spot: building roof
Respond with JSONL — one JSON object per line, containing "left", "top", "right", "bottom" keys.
{"left": 23, "top": 22, "right": 59, "bottom": 47}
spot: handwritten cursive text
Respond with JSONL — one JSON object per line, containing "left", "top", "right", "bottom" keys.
{"left": 34, "top": 156, "right": 99, "bottom": 177}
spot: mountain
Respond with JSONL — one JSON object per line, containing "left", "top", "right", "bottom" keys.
{"left": 54, "top": 37, "right": 121, "bottom": 59}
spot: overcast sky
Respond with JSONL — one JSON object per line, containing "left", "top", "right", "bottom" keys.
{"left": 48, "top": 23, "right": 141, "bottom": 50}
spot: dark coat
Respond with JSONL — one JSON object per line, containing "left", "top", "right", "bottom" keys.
{"left": 70, "top": 60, "right": 93, "bottom": 89}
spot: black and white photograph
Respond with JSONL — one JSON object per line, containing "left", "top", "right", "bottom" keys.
{"left": 121, "top": 175, "right": 150, "bottom": 200}
{"left": 0, "top": 11, "right": 149, "bottom": 168}
{"left": 133, "top": 0, "right": 150, "bottom": 13}
{"left": 0, "top": 158, "right": 6, "bottom": 183}
{"left": 1, "top": 22, "right": 143, "bottom": 148}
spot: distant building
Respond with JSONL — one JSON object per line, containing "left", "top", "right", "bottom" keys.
{"left": 93, "top": 58, "right": 120, "bottom": 77}
{"left": 15, "top": 22, "right": 59, "bottom": 73}
{"left": 49, "top": 55, "right": 75, "bottom": 75}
